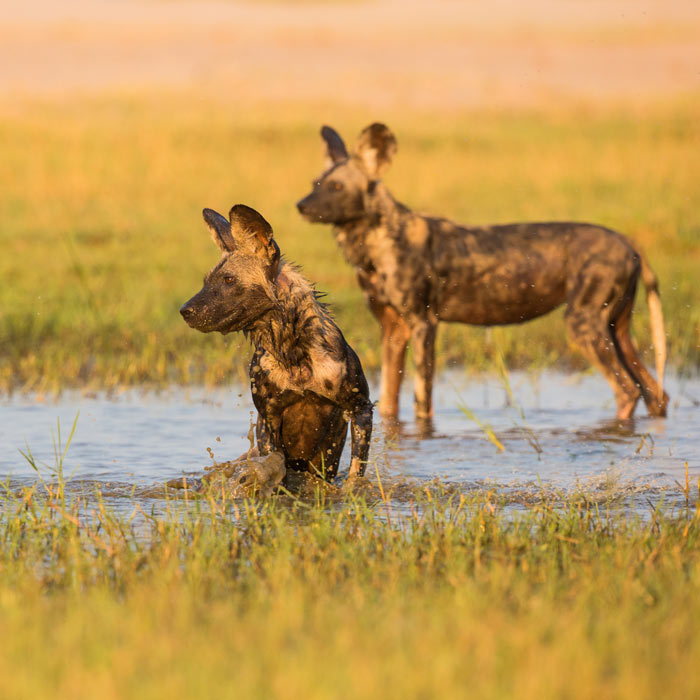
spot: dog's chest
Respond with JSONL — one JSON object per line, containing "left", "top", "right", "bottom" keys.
{"left": 364, "top": 224, "right": 399, "bottom": 284}
{"left": 361, "top": 224, "right": 434, "bottom": 315}
{"left": 252, "top": 349, "right": 346, "bottom": 402}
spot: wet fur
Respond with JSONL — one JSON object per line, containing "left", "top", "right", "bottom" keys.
{"left": 181, "top": 204, "right": 373, "bottom": 480}
{"left": 297, "top": 123, "right": 668, "bottom": 422}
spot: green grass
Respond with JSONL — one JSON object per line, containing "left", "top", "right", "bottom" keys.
{"left": 1, "top": 475, "right": 699, "bottom": 699}
{"left": 1, "top": 94, "right": 699, "bottom": 393}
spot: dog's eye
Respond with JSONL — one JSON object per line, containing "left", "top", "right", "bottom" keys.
{"left": 224, "top": 276, "right": 235, "bottom": 285}
{"left": 330, "top": 181, "right": 344, "bottom": 192}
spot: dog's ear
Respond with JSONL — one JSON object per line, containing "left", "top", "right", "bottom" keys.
{"left": 354, "top": 123, "right": 397, "bottom": 179}
{"left": 203, "top": 208, "right": 236, "bottom": 253}
{"left": 321, "top": 125, "right": 349, "bottom": 168}
{"left": 229, "top": 204, "right": 280, "bottom": 273}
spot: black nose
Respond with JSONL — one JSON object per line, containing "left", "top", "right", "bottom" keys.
{"left": 296, "top": 199, "right": 308, "bottom": 214}
{"left": 180, "top": 304, "right": 195, "bottom": 319}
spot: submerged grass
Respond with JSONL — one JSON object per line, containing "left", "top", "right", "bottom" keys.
{"left": 0, "top": 476, "right": 699, "bottom": 699}
{"left": 1, "top": 94, "right": 699, "bottom": 393}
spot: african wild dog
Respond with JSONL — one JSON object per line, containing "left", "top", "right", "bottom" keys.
{"left": 180, "top": 204, "right": 373, "bottom": 481}
{"left": 297, "top": 123, "right": 668, "bottom": 422}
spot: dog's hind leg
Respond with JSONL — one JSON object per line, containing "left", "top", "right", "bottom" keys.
{"left": 565, "top": 261, "right": 646, "bottom": 419}
{"left": 411, "top": 319, "right": 437, "bottom": 420}
{"left": 376, "top": 305, "right": 411, "bottom": 419}
{"left": 566, "top": 309, "right": 642, "bottom": 419}
{"left": 612, "top": 298, "right": 668, "bottom": 417}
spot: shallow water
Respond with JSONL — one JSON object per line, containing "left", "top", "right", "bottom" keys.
{"left": 1, "top": 370, "right": 698, "bottom": 513}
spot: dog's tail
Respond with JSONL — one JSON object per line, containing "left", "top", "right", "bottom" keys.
{"left": 639, "top": 253, "right": 666, "bottom": 401}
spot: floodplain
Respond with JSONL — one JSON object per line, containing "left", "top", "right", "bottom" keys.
{"left": 1, "top": 0, "right": 700, "bottom": 696}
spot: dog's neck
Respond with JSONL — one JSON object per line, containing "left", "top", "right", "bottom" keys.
{"left": 332, "top": 183, "right": 412, "bottom": 269}
{"left": 248, "top": 262, "right": 338, "bottom": 375}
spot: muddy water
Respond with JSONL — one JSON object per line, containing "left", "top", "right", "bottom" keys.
{"left": 1, "top": 371, "right": 698, "bottom": 512}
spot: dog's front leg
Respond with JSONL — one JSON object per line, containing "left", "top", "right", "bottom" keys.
{"left": 376, "top": 305, "right": 411, "bottom": 419}
{"left": 256, "top": 399, "right": 287, "bottom": 457}
{"left": 252, "top": 375, "right": 294, "bottom": 456}
{"left": 255, "top": 414, "right": 276, "bottom": 455}
{"left": 411, "top": 320, "right": 437, "bottom": 420}
{"left": 348, "top": 397, "right": 374, "bottom": 477}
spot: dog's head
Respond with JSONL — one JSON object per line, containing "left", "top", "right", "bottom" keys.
{"left": 296, "top": 123, "right": 397, "bottom": 225}
{"left": 180, "top": 204, "right": 280, "bottom": 334}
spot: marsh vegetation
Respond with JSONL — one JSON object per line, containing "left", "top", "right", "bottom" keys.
{"left": 1, "top": 468, "right": 699, "bottom": 699}
{"left": 1, "top": 97, "right": 699, "bottom": 394}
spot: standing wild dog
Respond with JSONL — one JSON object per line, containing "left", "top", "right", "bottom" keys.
{"left": 180, "top": 204, "right": 373, "bottom": 481}
{"left": 297, "top": 123, "right": 668, "bottom": 422}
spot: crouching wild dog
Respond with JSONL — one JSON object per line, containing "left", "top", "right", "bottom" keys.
{"left": 297, "top": 123, "right": 668, "bottom": 422}
{"left": 180, "top": 204, "right": 373, "bottom": 481}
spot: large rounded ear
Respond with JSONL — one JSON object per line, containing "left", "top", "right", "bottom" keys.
{"left": 321, "top": 125, "right": 349, "bottom": 168}
{"left": 354, "top": 123, "right": 397, "bottom": 179}
{"left": 203, "top": 208, "right": 236, "bottom": 253}
{"left": 229, "top": 204, "right": 280, "bottom": 270}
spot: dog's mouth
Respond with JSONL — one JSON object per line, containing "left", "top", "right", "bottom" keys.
{"left": 214, "top": 307, "right": 267, "bottom": 335}
{"left": 183, "top": 308, "right": 245, "bottom": 335}
{"left": 300, "top": 210, "right": 365, "bottom": 226}
{"left": 297, "top": 198, "right": 332, "bottom": 223}
{"left": 298, "top": 208, "right": 325, "bottom": 223}
{"left": 211, "top": 311, "right": 246, "bottom": 335}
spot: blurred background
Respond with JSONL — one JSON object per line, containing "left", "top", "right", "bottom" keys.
{"left": 1, "top": 0, "right": 699, "bottom": 393}
{"left": 4, "top": 0, "right": 700, "bottom": 106}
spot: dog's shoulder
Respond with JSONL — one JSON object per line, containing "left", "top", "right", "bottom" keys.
{"left": 252, "top": 263, "right": 353, "bottom": 400}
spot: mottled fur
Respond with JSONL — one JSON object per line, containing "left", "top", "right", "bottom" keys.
{"left": 297, "top": 123, "right": 668, "bottom": 422}
{"left": 181, "top": 204, "right": 373, "bottom": 480}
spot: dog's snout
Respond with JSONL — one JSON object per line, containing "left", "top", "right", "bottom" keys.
{"left": 180, "top": 303, "right": 195, "bottom": 319}
{"left": 296, "top": 198, "right": 309, "bottom": 214}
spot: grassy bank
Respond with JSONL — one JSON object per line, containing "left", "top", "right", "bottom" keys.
{"left": 0, "top": 480, "right": 699, "bottom": 699}
{"left": 1, "top": 94, "right": 699, "bottom": 393}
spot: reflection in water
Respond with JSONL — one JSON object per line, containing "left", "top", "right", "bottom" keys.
{"left": 379, "top": 415, "right": 436, "bottom": 442}
{"left": 0, "top": 371, "right": 698, "bottom": 514}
